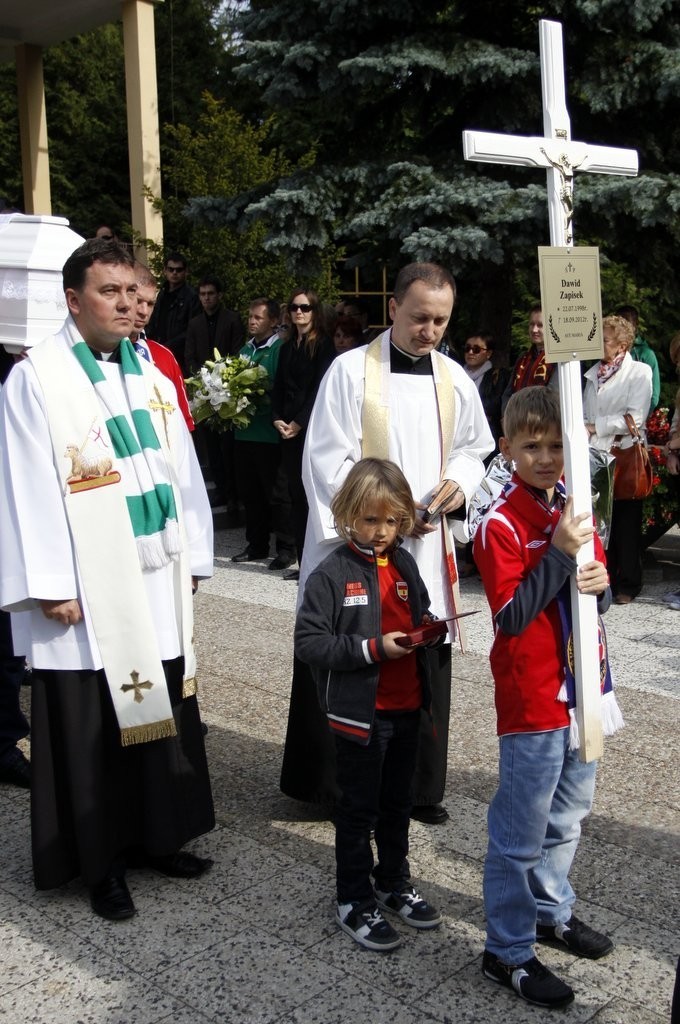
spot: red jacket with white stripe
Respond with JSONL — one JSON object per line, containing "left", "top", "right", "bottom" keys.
{"left": 474, "top": 476, "right": 607, "bottom": 736}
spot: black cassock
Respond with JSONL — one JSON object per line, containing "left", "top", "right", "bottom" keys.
{"left": 31, "top": 657, "right": 214, "bottom": 889}
{"left": 279, "top": 647, "right": 452, "bottom": 809}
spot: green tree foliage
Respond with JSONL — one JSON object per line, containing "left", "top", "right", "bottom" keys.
{"left": 190, "top": 0, "right": 680, "bottom": 353}
{"left": 153, "top": 0, "right": 234, "bottom": 134}
{"left": 0, "top": 26, "right": 128, "bottom": 233}
{"left": 146, "top": 93, "right": 336, "bottom": 314}
{"left": 0, "top": 1, "right": 232, "bottom": 236}
{"left": 0, "top": 63, "right": 22, "bottom": 211}
{"left": 42, "top": 25, "right": 129, "bottom": 236}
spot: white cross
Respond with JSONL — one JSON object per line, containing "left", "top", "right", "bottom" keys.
{"left": 463, "top": 20, "right": 638, "bottom": 761}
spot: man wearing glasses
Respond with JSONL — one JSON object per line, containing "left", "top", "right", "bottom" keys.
{"left": 147, "top": 252, "right": 200, "bottom": 373}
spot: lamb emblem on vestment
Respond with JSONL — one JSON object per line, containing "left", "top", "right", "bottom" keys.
{"left": 64, "top": 435, "right": 121, "bottom": 494}
{"left": 65, "top": 444, "right": 113, "bottom": 480}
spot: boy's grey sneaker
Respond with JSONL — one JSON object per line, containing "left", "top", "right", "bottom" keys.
{"left": 336, "top": 899, "right": 401, "bottom": 951}
{"left": 536, "top": 914, "right": 614, "bottom": 959}
{"left": 374, "top": 884, "right": 442, "bottom": 929}
{"left": 482, "top": 950, "right": 574, "bottom": 1008}
{"left": 663, "top": 589, "right": 680, "bottom": 610}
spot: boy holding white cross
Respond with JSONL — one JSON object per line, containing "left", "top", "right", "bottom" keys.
{"left": 474, "top": 387, "right": 622, "bottom": 1009}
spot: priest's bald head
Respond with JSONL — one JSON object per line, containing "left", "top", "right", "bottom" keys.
{"left": 389, "top": 262, "right": 457, "bottom": 360}
{"left": 63, "top": 239, "right": 137, "bottom": 353}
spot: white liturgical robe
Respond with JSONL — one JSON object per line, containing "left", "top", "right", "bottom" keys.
{"left": 300, "top": 334, "right": 494, "bottom": 621}
{"left": 0, "top": 334, "right": 213, "bottom": 672}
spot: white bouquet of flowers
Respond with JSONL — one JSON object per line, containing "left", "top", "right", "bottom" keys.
{"left": 185, "top": 350, "right": 270, "bottom": 431}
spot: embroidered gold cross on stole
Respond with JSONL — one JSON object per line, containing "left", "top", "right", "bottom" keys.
{"left": 149, "top": 386, "right": 175, "bottom": 444}
{"left": 121, "top": 669, "right": 154, "bottom": 703}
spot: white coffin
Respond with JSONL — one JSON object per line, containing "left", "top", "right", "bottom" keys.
{"left": 0, "top": 214, "right": 84, "bottom": 354}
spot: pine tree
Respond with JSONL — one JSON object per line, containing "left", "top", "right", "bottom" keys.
{"left": 0, "top": 2, "right": 234, "bottom": 239}
{"left": 148, "top": 94, "right": 336, "bottom": 314}
{"left": 192, "top": 0, "right": 680, "bottom": 349}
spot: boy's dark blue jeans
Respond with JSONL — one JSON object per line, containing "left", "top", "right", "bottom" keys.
{"left": 334, "top": 709, "right": 420, "bottom": 904}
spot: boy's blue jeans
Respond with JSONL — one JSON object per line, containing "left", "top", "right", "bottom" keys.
{"left": 484, "top": 727, "right": 597, "bottom": 965}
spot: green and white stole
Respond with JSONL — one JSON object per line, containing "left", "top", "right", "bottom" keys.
{"left": 29, "top": 319, "right": 197, "bottom": 745}
{"left": 361, "top": 331, "right": 467, "bottom": 649}
{"left": 69, "top": 333, "right": 182, "bottom": 569}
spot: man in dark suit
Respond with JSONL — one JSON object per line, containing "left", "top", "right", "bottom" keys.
{"left": 185, "top": 275, "right": 245, "bottom": 372}
{"left": 146, "top": 252, "right": 200, "bottom": 372}
{"left": 186, "top": 276, "right": 245, "bottom": 518}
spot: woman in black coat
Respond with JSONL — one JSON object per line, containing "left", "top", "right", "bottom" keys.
{"left": 272, "top": 288, "right": 335, "bottom": 569}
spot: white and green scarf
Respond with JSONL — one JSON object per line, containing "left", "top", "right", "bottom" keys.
{"left": 29, "top": 318, "right": 197, "bottom": 746}
{"left": 69, "top": 333, "right": 181, "bottom": 570}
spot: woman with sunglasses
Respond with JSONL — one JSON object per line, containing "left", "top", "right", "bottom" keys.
{"left": 459, "top": 333, "right": 509, "bottom": 578}
{"left": 462, "top": 333, "right": 509, "bottom": 449}
{"left": 272, "top": 288, "right": 335, "bottom": 576}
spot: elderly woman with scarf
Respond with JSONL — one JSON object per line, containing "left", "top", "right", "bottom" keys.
{"left": 584, "top": 314, "right": 653, "bottom": 604}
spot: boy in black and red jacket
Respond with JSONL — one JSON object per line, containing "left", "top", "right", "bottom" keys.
{"left": 295, "top": 458, "right": 442, "bottom": 952}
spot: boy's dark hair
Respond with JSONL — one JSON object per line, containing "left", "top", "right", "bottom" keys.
{"left": 198, "top": 273, "right": 222, "bottom": 292}
{"left": 63, "top": 238, "right": 134, "bottom": 292}
{"left": 250, "top": 296, "right": 280, "bottom": 321}
{"left": 393, "top": 262, "right": 457, "bottom": 305}
{"left": 331, "top": 458, "right": 416, "bottom": 543}
{"left": 503, "top": 386, "right": 562, "bottom": 441}
{"left": 165, "top": 251, "right": 188, "bottom": 269}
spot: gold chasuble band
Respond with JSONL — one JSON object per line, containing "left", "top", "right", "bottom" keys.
{"left": 361, "top": 332, "right": 467, "bottom": 650}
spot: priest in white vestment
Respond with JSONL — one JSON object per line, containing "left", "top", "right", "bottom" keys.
{"left": 280, "top": 263, "right": 493, "bottom": 823}
{"left": 0, "top": 239, "right": 215, "bottom": 921}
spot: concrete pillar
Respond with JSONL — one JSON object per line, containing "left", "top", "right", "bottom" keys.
{"left": 122, "top": 0, "right": 164, "bottom": 260}
{"left": 15, "top": 44, "right": 52, "bottom": 215}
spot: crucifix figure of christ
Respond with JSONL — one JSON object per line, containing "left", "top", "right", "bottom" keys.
{"left": 463, "top": 20, "right": 638, "bottom": 761}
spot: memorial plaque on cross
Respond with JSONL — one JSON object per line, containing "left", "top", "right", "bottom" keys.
{"left": 463, "top": 20, "right": 638, "bottom": 761}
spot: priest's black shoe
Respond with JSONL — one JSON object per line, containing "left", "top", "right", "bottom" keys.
{"left": 269, "top": 553, "right": 296, "bottom": 571}
{"left": 90, "top": 874, "right": 136, "bottom": 921}
{"left": 0, "top": 747, "right": 31, "bottom": 789}
{"left": 232, "top": 548, "right": 268, "bottom": 563}
{"left": 147, "top": 851, "right": 214, "bottom": 878}
{"left": 410, "top": 803, "right": 449, "bottom": 825}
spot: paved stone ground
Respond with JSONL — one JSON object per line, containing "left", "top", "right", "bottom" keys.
{"left": 0, "top": 527, "right": 678, "bottom": 1023}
